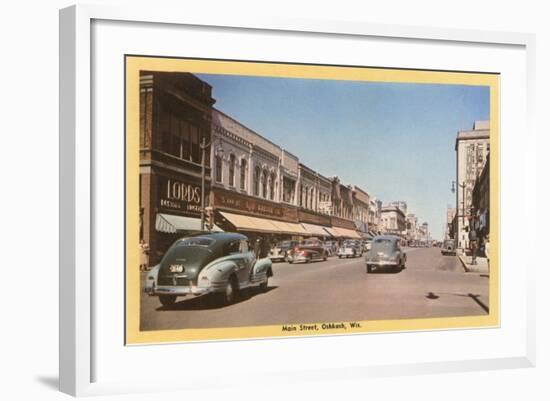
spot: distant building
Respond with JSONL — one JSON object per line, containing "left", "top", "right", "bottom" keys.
{"left": 388, "top": 201, "right": 407, "bottom": 215}
{"left": 472, "top": 159, "right": 490, "bottom": 238}
{"left": 380, "top": 205, "right": 406, "bottom": 236}
{"left": 406, "top": 213, "right": 418, "bottom": 241}
{"left": 455, "top": 120, "right": 490, "bottom": 249}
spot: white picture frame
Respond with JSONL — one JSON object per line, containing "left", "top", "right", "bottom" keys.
{"left": 59, "top": 4, "right": 536, "bottom": 397}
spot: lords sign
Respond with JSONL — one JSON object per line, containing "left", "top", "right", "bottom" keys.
{"left": 159, "top": 177, "right": 203, "bottom": 215}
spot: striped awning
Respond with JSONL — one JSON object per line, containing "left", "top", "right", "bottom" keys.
{"left": 219, "top": 211, "right": 308, "bottom": 235}
{"left": 328, "top": 227, "right": 362, "bottom": 239}
{"left": 155, "top": 213, "right": 223, "bottom": 234}
{"left": 300, "top": 223, "right": 332, "bottom": 237}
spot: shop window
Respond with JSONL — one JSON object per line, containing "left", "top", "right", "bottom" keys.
{"left": 229, "top": 154, "right": 236, "bottom": 187}
{"left": 240, "top": 159, "right": 247, "bottom": 190}
{"left": 215, "top": 155, "right": 222, "bottom": 183}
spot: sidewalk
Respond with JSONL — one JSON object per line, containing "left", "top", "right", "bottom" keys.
{"left": 458, "top": 253, "right": 489, "bottom": 274}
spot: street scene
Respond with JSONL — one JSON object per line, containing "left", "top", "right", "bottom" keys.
{"left": 134, "top": 62, "right": 493, "bottom": 336}
{"left": 140, "top": 246, "right": 488, "bottom": 331}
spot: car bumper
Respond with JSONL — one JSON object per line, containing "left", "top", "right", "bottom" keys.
{"left": 366, "top": 260, "right": 400, "bottom": 267}
{"left": 145, "top": 282, "right": 225, "bottom": 296}
{"left": 269, "top": 254, "right": 286, "bottom": 261}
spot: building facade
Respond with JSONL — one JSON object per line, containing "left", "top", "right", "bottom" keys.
{"left": 472, "top": 159, "right": 490, "bottom": 238}
{"left": 455, "top": 120, "right": 490, "bottom": 249}
{"left": 380, "top": 205, "right": 407, "bottom": 236}
{"left": 139, "top": 71, "right": 216, "bottom": 266}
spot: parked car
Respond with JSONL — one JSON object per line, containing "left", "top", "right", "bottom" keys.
{"left": 144, "top": 232, "right": 273, "bottom": 306}
{"left": 269, "top": 240, "right": 299, "bottom": 262}
{"left": 337, "top": 239, "right": 363, "bottom": 258}
{"left": 362, "top": 240, "right": 372, "bottom": 252}
{"left": 441, "top": 239, "right": 456, "bottom": 255}
{"left": 287, "top": 238, "right": 328, "bottom": 263}
{"left": 365, "top": 235, "right": 406, "bottom": 273}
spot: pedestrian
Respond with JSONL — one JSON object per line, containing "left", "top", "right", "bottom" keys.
{"left": 139, "top": 239, "right": 150, "bottom": 271}
{"left": 254, "top": 237, "right": 261, "bottom": 259}
{"left": 468, "top": 228, "right": 478, "bottom": 265}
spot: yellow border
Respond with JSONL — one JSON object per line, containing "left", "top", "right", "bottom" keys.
{"left": 125, "top": 56, "right": 500, "bottom": 345}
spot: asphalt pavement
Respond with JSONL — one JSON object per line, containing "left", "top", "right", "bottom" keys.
{"left": 139, "top": 247, "right": 489, "bottom": 331}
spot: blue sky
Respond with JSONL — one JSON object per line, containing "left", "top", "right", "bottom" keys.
{"left": 197, "top": 73, "right": 489, "bottom": 240}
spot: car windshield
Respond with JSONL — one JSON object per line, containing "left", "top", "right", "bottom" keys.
{"left": 277, "top": 241, "right": 291, "bottom": 247}
{"left": 371, "top": 238, "right": 397, "bottom": 253}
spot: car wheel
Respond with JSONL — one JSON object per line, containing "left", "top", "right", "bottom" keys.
{"left": 323, "top": 255, "right": 327, "bottom": 261}
{"left": 159, "top": 295, "right": 177, "bottom": 307}
{"left": 305, "top": 256, "right": 311, "bottom": 263}
{"left": 338, "top": 255, "right": 342, "bottom": 259}
{"left": 218, "top": 276, "right": 239, "bottom": 305}
{"left": 259, "top": 277, "right": 268, "bottom": 292}
{"left": 366, "top": 265, "right": 372, "bottom": 273}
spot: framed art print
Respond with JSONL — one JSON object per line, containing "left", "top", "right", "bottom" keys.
{"left": 60, "top": 4, "right": 535, "bottom": 396}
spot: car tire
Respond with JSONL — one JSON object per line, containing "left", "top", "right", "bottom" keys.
{"left": 305, "top": 256, "right": 311, "bottom": 263}
{"left": 259, "top": 277, "right": 268, "bottom": 292}
{"left": 338, "top": 255, "right": 342, "bottom": 259}
{"left": 159, "top": 295, "right": 177, "bottom": 307}
{"left": 367, "top": 265, "right": 372, "bottom": 273}
{"left": 218, "top": 276, "right": 239, "bottom": 305}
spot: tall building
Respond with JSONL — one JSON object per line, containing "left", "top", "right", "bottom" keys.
{"left": 455, "top": 120, "right": 490, "bottom": 249}
{"left": 138, "top": 72, "right": 216, "bottom": 266}
{"left": 446, "top": 207, "right": 456, "bottom": 240}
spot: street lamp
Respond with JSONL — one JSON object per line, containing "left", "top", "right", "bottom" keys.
{"left": 200, "top": 137, "right": 224, "bottom": 231}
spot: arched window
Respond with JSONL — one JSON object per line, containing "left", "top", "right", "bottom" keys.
{"left": 305, "top": 186, "right": 309, "bottom": 208}
{"left": 215, "top": 154, "right": 222, "bottom": 183}
{"left": 270, "top": 173, "right": 276, "bottom": 200}
{"left": 262, "top": 170, "right": 268, "bottom": 198}
{"left": 240, "top": 159, "right": 247, "bottom": 190}
{"left": 310, "top": 188, "right": 314, "bottom": 209}
{"left": 253, "top": 166, "right": 260, "bottom": 196}
{"left": 228, "top": 154, "right": 235, "bottom": 187}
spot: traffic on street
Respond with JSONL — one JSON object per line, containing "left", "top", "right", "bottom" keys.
{"left": 140, "top": 244, "right": 489, "bottom": 331}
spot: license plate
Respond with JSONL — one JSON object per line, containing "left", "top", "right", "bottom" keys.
{"left": 169, "top": 264, "right": 184, "bottom": 273}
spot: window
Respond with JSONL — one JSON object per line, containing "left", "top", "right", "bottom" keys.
{"left": 239, "top": 240, "right": 249, "bottom": 253}
{"left": 229, "top": 154, "right": 236, "bottom": 187}
{"left": 169, "top": 114, "right": 181, "bottom": 158}
{"left": 253, "top": 166, "right": 260, "bottom": 196}
{"left": 181, "top": 120, "right": 190, "bottom": 160}
{"left": 224, "top": 240, "right": 241, "bottom": 256}
{"left": 215, "top": 155, "right": 222, "bottom": 183}
{"left": 190, "top": 126, "right": 200, "bottom": 163}
{"left": 270, "top": 173, "right": 276, "bottom": 200}
{"left": 240, "top": 159, "right": 247, "bottom": 190}
{"left": 304, "top": 186, "right": 309, "bottom": 208}
{"left": 262, "top": 170, "right": 268, "bottom": 198}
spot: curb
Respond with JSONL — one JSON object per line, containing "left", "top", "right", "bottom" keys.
{"left": 458, "top": 255, "right": 488, "bottom": 273}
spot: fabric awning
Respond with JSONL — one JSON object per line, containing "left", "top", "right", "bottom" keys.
{"left": 301, "top": 223, "right": 332, "bottom": 237}
{"left": 330, "top": 227, "right": 362, "bottom": 239}
{"left": 155, "top": 213, "right": 223, "bottom": 234}
{"left": 219, "top": 211, "right": 307, "bottom": 235}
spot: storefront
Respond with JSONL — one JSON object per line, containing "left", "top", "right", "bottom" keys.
{"left": 210, "top": 187, "right": 307, "bottom": 247}
{"left": 139, "top": 71, "right": 216, "bottom": 266}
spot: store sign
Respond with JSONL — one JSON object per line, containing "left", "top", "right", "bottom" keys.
{"left": 159, "top": 177, "right": 203, "bottom": 215}
{"left": 212, "top": 188, "right": 297, "bottom": 221}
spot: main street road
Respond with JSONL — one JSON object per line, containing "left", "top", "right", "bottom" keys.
{"left": 140, "top": 247, "right": 489, "bottom": 331}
